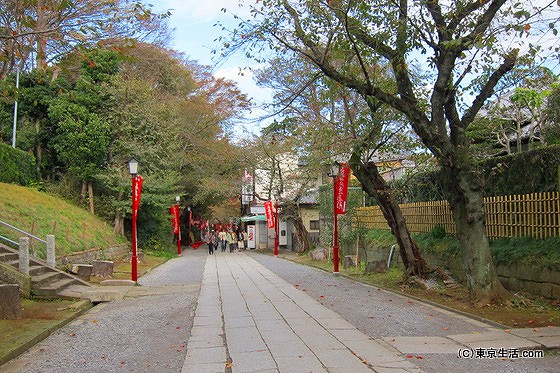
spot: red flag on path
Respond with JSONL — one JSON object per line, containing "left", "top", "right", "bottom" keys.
{"left": 334, "top": 163, "right": 350, "bottom": 215}
{"left": 264, "top": 201, "right": 275, "bottom": 228}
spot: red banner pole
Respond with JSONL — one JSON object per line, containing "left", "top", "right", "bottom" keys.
{"left": 176, "top": 205, "right": 182, "bottom": 255}
{"left": 333, "top": 186, "right": 339, "bottom": 275}
{"left": 131, "top": 176, "right": 138, "bottom": 282}
{"left": 274, "top": 200, "right": 279, "bottom": 257}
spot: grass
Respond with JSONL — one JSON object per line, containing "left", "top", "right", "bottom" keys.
{"left": 0, "top": 182, "right": 126, "bottom": 259}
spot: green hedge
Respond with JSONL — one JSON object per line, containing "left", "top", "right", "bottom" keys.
{"left": 479, "top": 145, "right": 560, "bottom": 195}
{"left": 391, "top": 145, "right": 560, "bottom": 202}
{"left": 0, "top": 143, "right": 36, "bottom": 185}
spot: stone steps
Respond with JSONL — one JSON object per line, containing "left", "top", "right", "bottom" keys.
{"left": 0, "top": 244, "right": 92, "bottom": 299}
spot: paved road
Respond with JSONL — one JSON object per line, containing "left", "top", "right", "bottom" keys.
{"left": 247, "top": 252, "right": 560, "bottom": 373}
{"left": 2, "top": 249, "right": 207, "bottom": 373}
{"left": 2, "top": 248, "right": 559, "bottom": 373}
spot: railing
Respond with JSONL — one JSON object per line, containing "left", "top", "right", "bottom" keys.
{"left": 0, "top": 219, "right": 56, "bottom": 274}
{"left": 354, "top": 191, "right": 560, "bottom": 240}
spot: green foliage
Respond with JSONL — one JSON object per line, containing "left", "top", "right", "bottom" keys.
{"left": 490, "top": 237, "right": 560, "bottom": 271}
{"left": 478, "top": 145, "right": 560, "bottom": 195}
{"left": 0, "top": 143, "right": 36, "bottom": 185}
{"left": 318, "top": 180, "right": 364, "bottom": 254}
{"left": 412, "top": 230, "right": 461, "bottom": 260}
{"left": 391, "top": 145, "right": 560, "bottom": 201}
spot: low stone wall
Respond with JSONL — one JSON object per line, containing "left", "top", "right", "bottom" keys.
{"left": 372, "top": 248, "right": 560, "bottom": 299}
{"left": 497, "top": 263, "right": 560, "bottom": 299}
{"left": 0, "top": 262, "right": 31, "bottom": 298}
{"left": 56, "top": 244, "right": 129, "bottom": 266}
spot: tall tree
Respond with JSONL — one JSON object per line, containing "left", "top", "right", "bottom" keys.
{"left": 225, "top": 0, "right": 559, "bottom": 304}
{"left": 48, "top": 49, "right": 119, "bottom": 213}
{"left": 0, "top": 0, "right": 170, "bottom": 78}
{"left": 104, "top": 44, "right": 249, "bottom": 234}
{"left": 256, "top": 55, "right": 427, "bottom": 276}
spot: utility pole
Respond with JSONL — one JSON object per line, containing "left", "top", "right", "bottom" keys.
{"left": 12, "top": 69, "right": 20, "bottom": 148}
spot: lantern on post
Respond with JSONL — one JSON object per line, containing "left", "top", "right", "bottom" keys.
{"left": 127, "top": 157, "right": 142, "bottom": 282}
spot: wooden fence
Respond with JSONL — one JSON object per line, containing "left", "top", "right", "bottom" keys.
{"left": 354, "top": 192, "right": 560, "bottom": 239}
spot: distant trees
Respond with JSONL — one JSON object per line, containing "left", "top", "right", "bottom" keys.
{"left": 0, "top": 0, "right": 169, "bottom": 78}
{"left": 0, "top": 41, "right": 250, "bottom": 244}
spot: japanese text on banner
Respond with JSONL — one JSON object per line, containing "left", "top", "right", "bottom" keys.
{"left": 334, "top": 163, "right": 350, "bottom": 215}
{"left": 264, "top": 201, "right": 275, "bottom": 228}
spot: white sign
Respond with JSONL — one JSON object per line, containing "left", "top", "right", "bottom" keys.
{"left": 247, "top": 225, "right": 256, "bottom": 249}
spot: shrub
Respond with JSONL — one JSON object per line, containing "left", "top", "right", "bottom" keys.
{"left": 0, "top": 143, "right": 36, "bottom": 185}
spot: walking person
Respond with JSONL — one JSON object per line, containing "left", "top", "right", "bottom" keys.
{"left": 226, "top": 230, "right": 237, "bottom": 253}
{"left": 237, "top": 229, "right": 246, "bottom": 251}
{"left": 207, "top": 230, "right": 217, "bottom": 255}
{"left": 218, "top": 228, "right": 227, "bottom": 252}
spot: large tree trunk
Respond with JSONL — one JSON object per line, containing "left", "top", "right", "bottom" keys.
{"left": 440, "top": 155, "right": 510, "bottom": 306}
{"left": 292, "top": 214, "right": 311, "bottom": 253}
{"left": 350, "top": 154, "right": 427, "bottom": 278}
{"left": 114, "top": 210, "right": 124, "bottom": 235}
{"left": 282, "top": 202, "right": 311, "bottom": 253}
{"left": 87, "top": 180, "right": 95, "bottom": 214}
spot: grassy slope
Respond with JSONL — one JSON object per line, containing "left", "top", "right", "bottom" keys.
{"left": 0, "top": 182, "right": 127, "bottom": 258}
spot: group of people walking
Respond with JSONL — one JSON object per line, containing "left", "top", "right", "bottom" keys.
{"left": 206, "top": 228, "right": 247, "bottom": 255}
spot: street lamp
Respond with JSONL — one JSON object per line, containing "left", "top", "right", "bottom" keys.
{"left": 127, "top": 157, "right": 139, "bottom": 282}
{"left": 274, "top": 193, "right": 280, "bottom": 257}
{"left": 327, "top": 162, "right": 340, "bottom": 275}
{"left": 175, "top": 196, "right": 182, "bottom": 255}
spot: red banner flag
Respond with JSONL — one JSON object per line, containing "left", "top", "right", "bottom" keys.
{"left": 264, "top": 201, "right": 275, "bottom": 228}
{"left": 169, "top": 205, "right": 180, "bottom": 234}
{"left": 132, "top": 175, "right": 143, "bottom": 216}
{"left": 334, "top": 163, "right": 350, "bottom": 215}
